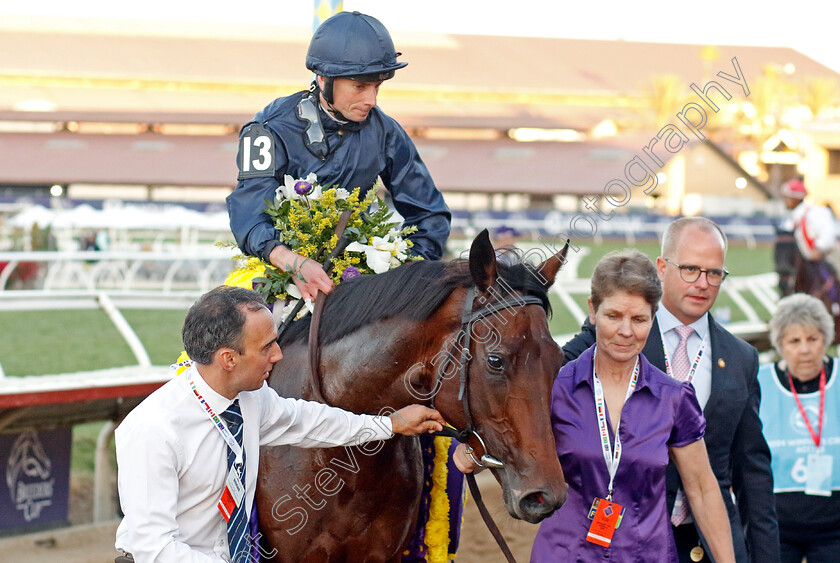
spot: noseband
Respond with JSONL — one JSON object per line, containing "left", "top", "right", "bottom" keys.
{"left": 432, "top": 285, "right": 544, "bottom": 469}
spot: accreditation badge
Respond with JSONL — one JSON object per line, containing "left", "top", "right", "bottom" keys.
{"left": 586, "top": 498, "right": 625, "bottom": 547}
{"left": 805, "top": 453, "right": 833, "bottom": 496}
{"left": 218, "top": 467, "right": 245, "bottom": 522}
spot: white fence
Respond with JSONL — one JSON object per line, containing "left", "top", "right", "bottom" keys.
{"left": 0, "top": 249, "right": 237, "bottom": 292}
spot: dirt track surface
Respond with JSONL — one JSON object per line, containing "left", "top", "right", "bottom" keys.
{"left": 0, "top": 472, "right": 537, "bottom": 562}
{"left": 454, "top": 471, "right": 540, "bottom": 562}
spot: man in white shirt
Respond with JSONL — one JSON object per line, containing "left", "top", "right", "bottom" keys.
{"left": 114, "top": 286, "right": 444, "bottom": 562}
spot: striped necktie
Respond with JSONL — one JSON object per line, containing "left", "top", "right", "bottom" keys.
{"left": 221, "top": 399, "right": 251, "bottom": 561}
{"left": 670, "top": 325, "right": 695, "bottom": 526}
{"left": 671, "top": 325, "right": 695, "bottom": 382}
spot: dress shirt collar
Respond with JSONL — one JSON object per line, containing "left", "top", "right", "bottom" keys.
{"left": 571, "top": 344, "right": 663, "bottom": 399}
{"left": 186, "top": 364, "right": 236, "bottom": 415}
{"left": 656, "top": 305, "right": 709, "bottom": 343}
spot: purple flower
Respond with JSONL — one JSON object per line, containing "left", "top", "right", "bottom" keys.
{"left": 294, "top": 180, "right": 313, "bottom": 195}
{"left": 342, "top": 266, "right": 361, "bottom": 280}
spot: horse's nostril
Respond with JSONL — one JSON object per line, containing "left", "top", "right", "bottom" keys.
{"left": 520, "top": 491, "right": 555, "bottom": 520}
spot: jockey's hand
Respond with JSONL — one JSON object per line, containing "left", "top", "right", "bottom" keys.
{"left": 269, "top": 246, "right": 334, "bottom": 302}
{"left": 453, "top": 442, "right": 484, "bottom": 474}
{"left": 389, "top": 405, "right": 445, "bottom": 436}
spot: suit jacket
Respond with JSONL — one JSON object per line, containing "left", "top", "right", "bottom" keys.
{"left": 562, "top": 313, "right": 780, "bottom": 563}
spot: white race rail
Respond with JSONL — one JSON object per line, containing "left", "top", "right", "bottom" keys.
{"left": 0, "top": 249, "right": 237, "bottom": 292}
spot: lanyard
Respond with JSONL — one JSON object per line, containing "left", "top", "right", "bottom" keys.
{"left": 189, "top": 378, "right": 244, "bottom": 468}
{"left": 788, "top": 365, "right": 826, "bottom": 448}
{"left": 660, "top": 326, "right": 707, "bottom": 383}
{"left": 592, "top": 349, "right": 639, "bottom": 501}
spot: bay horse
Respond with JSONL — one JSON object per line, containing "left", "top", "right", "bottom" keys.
{"left": 256, "top": 230, "right": 569, "bottom": 562}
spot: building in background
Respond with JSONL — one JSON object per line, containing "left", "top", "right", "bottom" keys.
{"left": 0, "top": 16, "right": 838, "bottom": 218}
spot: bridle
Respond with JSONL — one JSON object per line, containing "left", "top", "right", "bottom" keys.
{"left": 303, "top": 264, "right": 545, "bottom": 563}
{"left": 430, "top": 283, "right": 545, "bottom": 563}
{"left": 430, "top": 284, "right": 544, "bottom": 468}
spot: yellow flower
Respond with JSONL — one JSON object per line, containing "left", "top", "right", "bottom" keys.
{"left": 224, "top": 257, "right": 268, "bottom": 288}
{"left": 425, "top": 436, "right": 453, "bottom": 563}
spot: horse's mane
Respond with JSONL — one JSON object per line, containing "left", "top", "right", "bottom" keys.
{"left": 278, "top": 253, "right": 552, "bottom": 346}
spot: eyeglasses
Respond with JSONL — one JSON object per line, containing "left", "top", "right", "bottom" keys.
{"left": 663, "top": 258, "right": 729, "bottom": 286}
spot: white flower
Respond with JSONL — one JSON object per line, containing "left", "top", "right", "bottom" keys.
{"left": 334, "top": 188, "right": 350, "bottom": 200}
{"left": 276, "top": 173, "right": 321, "bottom": 202}
{"left": 346, "top": 236, "right": 403, "bottom": 274}
{"left": 277, "top": 288, "right": 314, "bottom": 322}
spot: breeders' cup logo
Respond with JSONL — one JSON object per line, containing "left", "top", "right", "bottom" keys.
{"left": 789, "top": 404, "right": 821, "bottom": 436}
{"left": 6, "top": 431, "right": 54, "bottom": 521}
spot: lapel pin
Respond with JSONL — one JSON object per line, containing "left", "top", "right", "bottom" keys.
{"left": 718, "top": 358, "right": 725, "bottom": 368}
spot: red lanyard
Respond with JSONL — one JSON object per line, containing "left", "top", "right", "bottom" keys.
{"left": 788, "top": 365, "right": 826, "bottom": 448}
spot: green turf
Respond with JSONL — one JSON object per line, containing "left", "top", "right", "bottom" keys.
{"left": 0, "top": 308, "right": 189, "bottom": 376}
{"left": 0, "top": 309, "right": 135, "bottom": 376}
{"left": 121, "top": 308, "right": 189, "bottom": 365}
{"left": 71, "top": 421, "right": 113, "bottom": 475}
{"left": 571, "top": 241, "right": 773, "bottom": 278}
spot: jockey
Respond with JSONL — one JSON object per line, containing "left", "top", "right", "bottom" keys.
{"left": 782, "top": 177, "right": 837, "bottom": 261}
{"left": 226, "top": 11, "right": 451, "bottom": 303}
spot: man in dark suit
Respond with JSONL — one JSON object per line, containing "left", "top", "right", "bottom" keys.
{"left": 562, "top": 217, "right": 779, "bottom": 563}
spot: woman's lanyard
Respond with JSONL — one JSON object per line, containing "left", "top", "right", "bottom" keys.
{"left": 660, "top": 325, "right": 707, "bottom": 383}
{"left": 592, "top": 349, "right": 640, "bottom": 501}
{"left": 189, "top": 378, "right": 244, "bottom": 468}
{"left": 788, "top": 365, "right": 826, "bottom": 449}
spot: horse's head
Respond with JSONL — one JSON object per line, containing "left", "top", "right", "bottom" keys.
{"left": 435, "top": 230, "right": 568, "bottom": 523}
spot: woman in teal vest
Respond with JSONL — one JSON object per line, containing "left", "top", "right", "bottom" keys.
{"left": 758, "top": 293, "right": 840, "bottom": 563}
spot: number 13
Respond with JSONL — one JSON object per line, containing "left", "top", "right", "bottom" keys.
{"left": 241, "top": 135, "right": 272, "bottom": 172}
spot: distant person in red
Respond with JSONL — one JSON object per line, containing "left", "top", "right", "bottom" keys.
{"left": 781, "top": 178, "right": 840, "bottom": 343}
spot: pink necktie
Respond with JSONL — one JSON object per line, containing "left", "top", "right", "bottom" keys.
{"left": 671, "top": 325, "right": 695, "bottom": 382}
{"left": 670, "top": 324, "right": 695, "bottom": 526}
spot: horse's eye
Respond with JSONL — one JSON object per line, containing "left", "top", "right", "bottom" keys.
{"left": 487, "top": 354, "right": 504, "bottom": 371}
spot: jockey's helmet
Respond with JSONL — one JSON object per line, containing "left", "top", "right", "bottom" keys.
{"left": 781, "top": 177, "right": 807, "bottom": 200}
{"left": 306, "top": 11, "right": 407, "bottom": 103}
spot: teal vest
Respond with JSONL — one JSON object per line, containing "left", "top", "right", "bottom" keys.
{"left": 758, "top": 360, "right": 840, "bottom": 492}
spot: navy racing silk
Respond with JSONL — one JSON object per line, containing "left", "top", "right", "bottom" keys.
{"left": 227, "top": 91, "right": 451, "bottom": 262}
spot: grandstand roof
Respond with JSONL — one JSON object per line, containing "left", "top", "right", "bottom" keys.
{"left": 0, "top": 18, "right": 831, "bottom": 196}
{"left": 1, "top": 17, "right": 837, "bottom": 128}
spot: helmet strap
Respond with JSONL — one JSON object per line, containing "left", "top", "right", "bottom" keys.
{"left": 314, "top": 75, "right": 353, "bottom": 123}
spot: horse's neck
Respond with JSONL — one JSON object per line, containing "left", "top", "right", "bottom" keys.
{"left": 320, "top": 316, "right": 452, "bottom": 412}
{"left": 272, "top": 291, "right": 465, "bottom": 413}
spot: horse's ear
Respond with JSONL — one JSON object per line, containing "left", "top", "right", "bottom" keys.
{"left": 538, "top": 240, "right": 569, "bottom": 288}
{"left": 469, "top": 229, "right": 498, "bottom": 291}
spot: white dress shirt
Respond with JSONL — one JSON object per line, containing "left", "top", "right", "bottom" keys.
{"left": 657, "top": 306, "right": 712, "bottom": 409}
{"left": 115, "top": 365, "right": 393, "bottom": 562}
